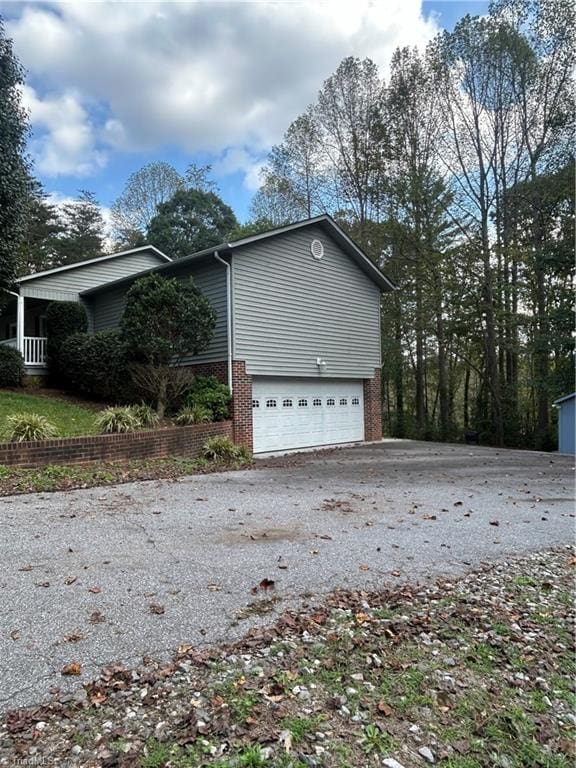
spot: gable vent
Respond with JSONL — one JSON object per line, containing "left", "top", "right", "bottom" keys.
{"left": 310, "top": 238, "right": 324, "bottom": 260}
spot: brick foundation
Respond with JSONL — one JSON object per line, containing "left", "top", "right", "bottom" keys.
{"left": 0, "top": 422, "right": 233, "bottom": 469}
{"left": 363, "top": 368, "right": 382, "bottom": 442}
{"left": 231, "top": 361, "right": 253, "bottom": 451}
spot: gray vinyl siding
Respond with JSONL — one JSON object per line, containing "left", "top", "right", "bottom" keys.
{"left": 232, "top": 225, "right": 381, "bottom": 378}
{"left": 88, "top": 258, "right": 228, "bottom": 365}
{"left": 19, "top": 251, "right": 164, "bottom": 300}
{"left": 178, "top": 260, "right": 228, "bottom": 365}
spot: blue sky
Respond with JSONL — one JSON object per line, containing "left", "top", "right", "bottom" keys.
{"left": 3, "top": 0, "right": 488, "bottom": 225}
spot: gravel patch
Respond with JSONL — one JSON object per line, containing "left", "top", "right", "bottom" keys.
{"left": 1, "top": 548, "right": 574, "bottom": 767}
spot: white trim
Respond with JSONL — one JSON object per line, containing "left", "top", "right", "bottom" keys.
{"left": 17, "top": 245, "right": 171, "bottom": 284}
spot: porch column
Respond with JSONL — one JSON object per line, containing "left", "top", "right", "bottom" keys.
{"left": 16, "top": 294, "right": 24, "bottom": 357}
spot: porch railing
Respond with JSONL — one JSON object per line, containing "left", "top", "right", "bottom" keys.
{"left": 0, "top": 336, "right": 48, "bottom": 366}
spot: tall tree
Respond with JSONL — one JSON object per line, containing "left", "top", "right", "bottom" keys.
{"left": 18, "top": 181, "right": 65, "bottom": 275}
{"left": 111, "top": 162, "right": 185, "bottom": 246}
{"left": 55, "top": 190, "right": 106, "bottom": 265}
{"left": 146, "top": 188, "right": 238, "bottom": 260}
{"left": 0, "top": 18, "right": 31, "bottom": 290}
{"left": 185, "top": 162, "right": 217, "bottom": 193}
{"left": 314, "top": 57, "right": 387, "bottom": 245}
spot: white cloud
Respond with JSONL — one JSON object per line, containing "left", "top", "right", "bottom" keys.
{"left": 20, "top": 85, "right": 107, "bottom": 176}
{"left": 215, "top": 148, "right": 265, "bottom": 192}
{"left": 7, "top": 1, "right": 439, "bottom": 186}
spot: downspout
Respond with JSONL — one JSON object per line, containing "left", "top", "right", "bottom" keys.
{"left": 213, "top": 250, "right": 233, "bottom": 394}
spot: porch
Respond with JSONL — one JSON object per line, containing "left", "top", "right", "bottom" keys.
{"left": 0, "top": 336, "right": 48, "bottom": 367}
{"left": 0, "top": 295, "right": 49, "bottom": 371}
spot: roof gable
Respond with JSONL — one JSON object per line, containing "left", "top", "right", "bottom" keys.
{"left": 18, "top": 245, "right": 171, "bottom": 285}
{"left": 81, "top": 216, "right": 395, "bottom": 297}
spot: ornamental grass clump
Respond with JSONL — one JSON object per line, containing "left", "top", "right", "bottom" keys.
{"left": 4, "top": 413, "right": 58, "bottom": 442}
{"left": 202, "top": 436, "right": 251, "bottom": 463}
{"left": 128, "top": 403, "right": 159, "bottom": 428}
{"left": 175, "top": 405, "right": 212, "bottom": 425}
{"left": 94, "top": 406, "right": 141, "bottom": 434}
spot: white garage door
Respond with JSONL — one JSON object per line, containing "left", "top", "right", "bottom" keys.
{"left": 252, "top": 378, "right": 364, "bottom": 453}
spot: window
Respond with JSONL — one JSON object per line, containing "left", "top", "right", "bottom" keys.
{"left": 339, "top": 398, "right": 348, "bottom": 406}
{"left": 326, "top": 398, "right": 335, "bottom": 406}
{"left": 252, "top": 399, "right": 260, "bottom": 408}
{"left": 282, "top": 398, "right": 293, "bottom": 408}
{"left": 352, "top": 397, "right": 360, "bottom": 406}
{"left": 298, "top": 398, "right": 308, "bottom": 407}
{"left": 266, "top": 399, "right": 277, "bottom": 408}
{"left": 313, "top": 398, "right": 322, "bottom": 407}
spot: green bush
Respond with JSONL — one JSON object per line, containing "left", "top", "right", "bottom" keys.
{"left": 94, "top": 406, "right": 141, "bottom": 434}
{"left": 0, "top": 346, "right": 25, "bottom": 387}
{"left": 186, "top": 375, "right": 231, "bottom": 421}
{"left": 3, "top": 412, "right": 58, "bottom": 442}
{"left": 128, "top": 403, "right": 159, "bottom": 428}
{"left": 59, "top": 331, "right": 132, "bottom": 401}
{"left": 46, "top": 301, "right": 87, "bottom": 380}
{"left": 175, "top": 404, "right": 212, "bottom": 425}
{"left": 202, "top": 436, "right": 251, "bottom": 463}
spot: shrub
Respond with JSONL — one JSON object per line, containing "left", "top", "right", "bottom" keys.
{"left": 46, "top": 301, "right": 87, "bottom": 380}
{"left": 0, "top": 346, "right": 24, "bottom": 387}
{"left": 186, "top": 375, "right": 231, "bottom": 421}
{"left": 120, "top": 273, "right": 216, "bottom": 418}
{"left": 3, "top": 413, "right": 58, "bottom": 442}
{"left": 202, "top": 436, "right": 251, "bottom": 463}
{"left": 94, "top": 406, "right": 141, "bottom": 434}
{"left": 59, "top": 331, "right": 132, "bottom": 401}
{"left": 129, "top": 403, "right": 159, "bottom": 428}
{"left": 175, "top": 404, "right": 212, "bottom": 425}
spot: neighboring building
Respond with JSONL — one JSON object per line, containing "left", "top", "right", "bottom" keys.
{"left": 1, "top": 216, "right": 394, "bottom": 453}
{"left": 553, "top": 393, "right": 575, "bottom": 455}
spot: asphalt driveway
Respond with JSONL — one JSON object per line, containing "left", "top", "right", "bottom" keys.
{"left": 1, "top": 440, "right": 573, "bottom": 711}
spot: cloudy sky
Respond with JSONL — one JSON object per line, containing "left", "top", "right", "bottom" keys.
{"left": 2, "top": 0, "right": 487, "bottom": 222}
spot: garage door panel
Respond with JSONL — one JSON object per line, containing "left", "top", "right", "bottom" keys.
{"left": 253, "top": 378, "right": 364, "bottom": 453}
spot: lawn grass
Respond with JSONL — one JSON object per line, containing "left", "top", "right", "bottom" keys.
{"left": 0, "top": 390, "right": 100, "bottom": 438}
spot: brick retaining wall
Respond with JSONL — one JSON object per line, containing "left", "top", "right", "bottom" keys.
{"left": 0, "top": 421, "right": 233, "bottom": 469}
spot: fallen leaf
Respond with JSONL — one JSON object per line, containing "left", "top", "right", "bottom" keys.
{"left": 88, "top": 585, "right": 101, "bottom": 594}
{"left": 149, "top": 603, "right": 165, "bottom": 615}
{"left": 377, "top": 701, "right": 393, "bottom": 716}
{"left": 88, "top": 610, "right": 105, "bottom": 624}
{"left": 61, "top": 661, "right": 82, "bottom": 676}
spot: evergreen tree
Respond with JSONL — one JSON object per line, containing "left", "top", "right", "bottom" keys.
{"left": 0, "top": 18, "right": 31, "bottom": 290}
{"left": 55, "top": 190, "right": 106, "bottom": 264}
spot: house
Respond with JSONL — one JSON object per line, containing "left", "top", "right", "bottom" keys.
{"left": 0, "top": 245, "right": 171, "bottom": 373}
{"left": 1, "top": 215, "right": 394, "bottom": 453}
{"left": 552, "top": 393, "right": 575, "bottom": 455}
